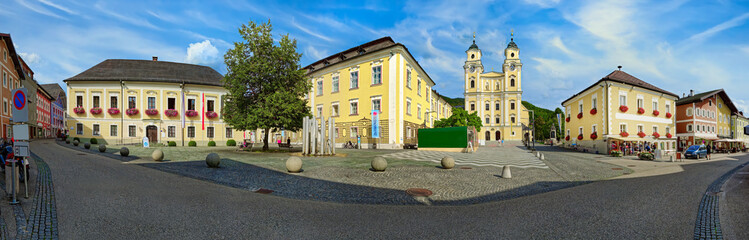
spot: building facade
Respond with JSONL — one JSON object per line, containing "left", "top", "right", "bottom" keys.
{"left": 463, "top": 34, "right": 529, "bottom": 142}
{"left": 1, "top": 33, "right": 27, "bottom": 138}
{"left": 64, "top": 58, "right": 245, "bottom": 146}
{"left": 562, "top": 69, "right": 679, "bottom": 154}
{"left": 41, "top": 83, "right": 66, "bottom": 137}
{"left": 36, "top": 85, "right": 53, "bottom": 138}
{"left": 675, "top": 89, "right": 739, "bottom": 150}
{"left": 731, "top": 113, "right": 749, "bottom": 147}
{"left": 302, "top": 37, "right": 452, "bottom": 149}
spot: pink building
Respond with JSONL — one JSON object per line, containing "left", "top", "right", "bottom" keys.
{"left": 36, "top": 85, "right": 53, "bottom": 138}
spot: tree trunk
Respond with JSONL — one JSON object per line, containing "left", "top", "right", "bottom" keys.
{"left": 263, "top": 128, "right": 270, "bottom": 151}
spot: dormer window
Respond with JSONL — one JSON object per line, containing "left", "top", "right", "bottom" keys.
{"left": 339, "top": 54, "right": 346, "bottom": 61}
{"left": 357, "top": 47, "right": 366, "bottom": 55}
{"left": 323, "top": 60, "right": 330, "bottom": 67}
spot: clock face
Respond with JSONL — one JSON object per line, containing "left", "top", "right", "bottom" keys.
{"left": 510, "top": 64, "right": 516, "bottom": 71}
{"left": 470, "top": 66, "right": 476, "bottom": 73}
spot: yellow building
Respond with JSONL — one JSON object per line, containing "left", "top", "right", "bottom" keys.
{"left": 64, "top": 58, "right": 246, "bottom": 146}
{"left": 464, "top": 34, "right": 529, "bottom": 143}
{"left": 561, "top": 69, "right": 679, "bottom": 154}
{"left": 303, "top": 37, "right": 452, "bottom": 149}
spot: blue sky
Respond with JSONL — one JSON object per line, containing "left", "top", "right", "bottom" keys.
{"left": 2, "top": 0, "right": 749, "bottom": 112}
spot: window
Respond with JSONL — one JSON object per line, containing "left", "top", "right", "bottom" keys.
{"left": 510, "top": 78, "right": 515, "bottom": 87}
{"left": 470, "top": 103, "right": 475, "bottom": 111}
{"left": 666, "top": 126, "right": 670, "bottom": 134}
{"left": 637, "top": 98, "right": 643, "bottom": 109}
{"left": 76, "top": 96, "right": 83, "bottom": 107}
{"left": 207, "top": 100, "right": 214, "bottom": 112}
{"left": 168, "top": 98, "right": 175, "bottom": 109}
{"left": 417, "top": 105, "right": 422, "bottom": 119}
{"left": 207, "top": 127, "right": 214, "bottom": 138}
{"left": 128, "top": 96, "right": 136, "bottom": 109}
{"left": 148, "top": 97, "right": 156, "bottom": 109}
{"left": 188, "top": 99, "right": 196, "bottom": 111}
{"left": 511, "top": 115, "right": 516, "bottom": 123}
{"left": 417, "top": 79, "right": 421, "bottom": 96}
{"left": 350, "top": 127, "right": 358, "bottom": 138}
{"left": 495, "top": 116, "right": 500, "bottom": 124}
{"left": 76, "top": 123, "right": 83, "bottom": 135}
{"left": 406, "top": 127, "right": 411, "bottom": 138}
{"left": 372, "top": 66, "right": 382, "bottom": 85}
{"left": 111, "top": 96, "right": 118, "bottom": 109}
{"left": 653, "top": 126, "right": 658, "bottom": 134}
{"left": 332, "top": 76, "right": 339, "bottom": 93}
{"left": 2, "top": 99, "right": 6, "bottom": 114}
{"left": 168, "top": 126, "right": 176, "bottom": 138}
{"left": 470, "top": 80, "right": 475, "bottom": 88}
{"left": 709, "top": 100, "right": 713, "bottom": 106}
{"left": 620, "top": 124, "right": 627, "bottom": 133}
{"left": 666, "top": 104, "right": 670, "bottom": 114}
{"left": 371, "top": 98, "right": 381, "bottom": 112}
{"left": 335, "top": 128, "right": 339, "bottom": 138}
{"left": 579, "top": 127, "right": 584, "bottom": 135}
{"left": 331, "top": 103, "right": 339, "bottom": 116}
{"left": 350, "top": 72, "right": 359, "bottom": 89}
{"left": 187, "top": 126, "right": 195, "bottom": 138}
{"left": 93, "top": 124, "right": 100, "bottom": 136}
{"left": 406, "top": 99, "right": 412, "bottom": 115}
{"left": 93, "top": 96, "right": 100, "bottom": 108}
{"left": 486, "top": 117, "right": 490, "bottom": 124}
{"left": 592, "top": 97, "right": 597, "bottom": 110}
{"left": 638, "top": 125, "right": 644, "bottom": 133}
{"left": 317, "top": 80, "right": 323, "bottom": 95}
{"left": 511, "top": 101, "right": 516, "bottom": 110}
{"left": 110, "top": 125, "right": 117, "bottom": 137}
{"left": 485, "top": 103, "right": 490, "bottom": 111}
{"left": 350, "top": 101, "right": 358, "bottom": 115}
{"left": 2, "top": 72, "right": 5, "bottom": 87}
{"left": 406, "top": 69, "right": 412, "bottom": 88}
{"left": 129, "top": 125, "right": 136, "bottom": 137}
{"left": 317, "top": 105, "right": 323, "bottom": 116}
{"left": 592, "top": 125, "right": 597, "bottom": 133}
{"left": 687, "top": 108, "right": 693, "bottom": 116}
{"left": 495, "top": 103, "right": 500, "bottom": 110}
{"left": 579, "top": 103, "right": 583, "bottom": 114}
{"left": 620, "top": 95, "right": 627, "bottom": 106}
{"left": 653, "top": 101, "right": 658, "bottom": 111}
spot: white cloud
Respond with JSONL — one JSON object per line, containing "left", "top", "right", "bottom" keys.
{"left": 683, "top": 12, "right": 749, "bottom": 47}
{"left": 94, "top": 2, "right": 160, "bottom": 30}
{"left": 290, "top": 18, "right": 334, "bottom": 42}
{"left": 523, "top": 0, "right": 561, "bottom": 8}
{"left": 305, "top": 46, "right": 328, "bottom": 61}
{"left": 185, "top": 40, "right": 220, "bottom": 65}
{"left": 734, "top": 99, "right": 749, "bottom": 115}
{"left": 39, "top": 0, "right": 78, "bottom": 16}
{"left": 15, "top": 0, "right": 66, "bottom": 19}
{"left": 18, "top": 53, "right": 41, "bottom": 64}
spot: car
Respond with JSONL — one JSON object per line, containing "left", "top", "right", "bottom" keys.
{"left": 684, "top": 145, "right": 707, "bottom": 159}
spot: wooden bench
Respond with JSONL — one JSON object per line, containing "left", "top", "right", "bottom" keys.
{"left": 278, "top": 143, "right": 292, "bottom": 149}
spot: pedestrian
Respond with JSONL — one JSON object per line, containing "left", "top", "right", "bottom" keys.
{"left": 706, "top": 143, "right": 712, "bottom": 160}
{"left": 287, "top": 137, "right": 291, "bottom": 145}
{"left": 501, "top": 139, "right": 504, "bottom": 147}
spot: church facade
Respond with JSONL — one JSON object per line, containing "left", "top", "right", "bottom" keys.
{"left": 463, "top": 34, "right": 529, "bottom": 142}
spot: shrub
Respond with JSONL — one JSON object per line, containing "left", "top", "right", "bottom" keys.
{"left": 188, "top": 141, "right": 197, "bottom": 147}
{"left": 208, "top": 141, "right": 216, "bottom": 147}
{"left": 168, "top": 141, "right": 177, "bottom": 147}
{"left": 74, "top": 137, "right": 80, "bottom": 142}
{"left": 638, "top": 152, "right": 654, "bottom": 160}
{"left": 610, "top": 150, "right": 622, "bottom": 157}
{"left": 90, "top": 138, "right": 98, "bottom": 144}
{"left": 226, "top": 139, "right": 237, "bottom": 146}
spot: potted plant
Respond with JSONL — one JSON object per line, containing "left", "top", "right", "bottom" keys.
{"left": 186, "top": 110, "right": 199, "bottom": 117}
{"left": 637, "top": 131, "right": 647, "bottom": 138}
{"left": 620, "top": 132, "right": 629, "bottom": 137}
{"left": 666, "top": 132, "right": 673, "bottom": 138}
{"left": 590, "top": 108, "right": 597, "bottom": 115}
{"left": 637, "top": 107, "right": 645, "bottom": 114}
{"left": 653, "top": 110, "right": 660, "bottom": 116}
{"left": 577, "top": 134, "right": 583, "bottom": 140}
{"left": 565, "top": 135, "right": 570, "bottom": 141}
{"left": 206, "top": 111, "right": 218, "bottom": 119}
{"left": 652, "top": 132, "right": 660, "bottom": 138}
{"left": 577, "top": 112, "right": 583, "bottom": 119}
{"left": 145, "top": 109, "right": 159, "bottom": 116}
{"left": 590, "top": 132, "right": 598, "bottom": 140}
{"left": 619, "top": 105, "right": 628, "bottom": 112}
{"left": 565, "top": 116, "right": 570, "bottom": 122}
{"left": 73, "top": 107, "right": 85, "bottom": 114}
{"left": 108, "top": 108, "right": 120, "bottom": 114}
{"left": 164, "top": 109, "right": 179, "bottom": 117}
{"left": 90, "top": 107, "right": 102, "bottom": 114}
{"left": 126, "top": 108, "right": 139, "bottom": 116}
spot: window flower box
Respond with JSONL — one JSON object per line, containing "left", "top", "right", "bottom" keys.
{"left": 666, "top": 112, "right": 672, "bottom": 118}
{"left": 637, "top": 131, "right": 647, "bottom": 138}
{"left": 577, "top": 134, "right": 584, "bottom": 140}
{"left": 653, "top": 110, "right": 660, "bottom": 116}
{"left": 206, "top": 111, "right": 218, "bottom": 119}
{"left": 577, "top": 112, "right": 583, "bottom": 119}
{"left": 185, "top": 110, "right": 199, "bottom": 117}
{"left": 619, "top": 105, "right": 628, "bottom": 112}
{"left": 590, "top": 132, "right": 598, "bottom": 140}
{"left": 565, "top": 135, "right": 570, "bottom": 141}
{"left": 565, "top": 117, "right": 570, "bottom": 122}
{"left": 73, "top": 107, "right": 85, "bottom": 114}
{"left": 590, "top": 108, "right": 597, "bottom": 115}
{"left": 620, "top": 132, "right": 629, "bottom": 137}
{"left": 652, "top": 132, "right": 660, "bottom": 138}
{"left": 89, "top": 107, "right": 102, "bottom": 115}
{"left": 637, "top": 107, "right": 645, "bottom": 114}
{"left": 145, "top": 109, "right": 159, "bottom": 116}
{"left": 164, "top": 109, "right": 179, "bottom": 117}
{"left": 666, "top": 133, "right": 673, "bottom": 138}
{"left": 126, "top": 108, "right": 139, "bottom": 116}
{"left": 107, "top": 108, "right": 120, "bottom": 115}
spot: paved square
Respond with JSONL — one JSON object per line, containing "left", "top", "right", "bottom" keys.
{"left": 381, "top": 145, "right": 548, "bottom": 169}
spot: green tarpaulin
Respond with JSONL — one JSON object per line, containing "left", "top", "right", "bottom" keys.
{"left": 418, "top": 126, "right": 468, "bottom": 148}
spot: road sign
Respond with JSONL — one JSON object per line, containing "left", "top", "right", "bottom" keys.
{"left": 13, "top": 141, "right": 29, "bottom": 157}
{"left": 371, "top": 110, "right": 380, "bottom": 138}
{"left": 12, "top": 124, "right": 29, "bottom": 141}
{"left": 11, "top": 88, "right": 28, "bottom": 123}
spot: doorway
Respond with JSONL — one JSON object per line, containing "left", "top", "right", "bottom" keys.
{"left": 495, "top": 131, "right": 501, "bottom": 141}
{"left": 146, "top": 126, "right": 158, "bottom": 143}
{"left": 485, "top": 131, "right": 490, "bottom": 141}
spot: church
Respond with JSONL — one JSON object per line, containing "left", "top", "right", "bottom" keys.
{"left": 463, "top": 33, "right": 530, "bottom": 143}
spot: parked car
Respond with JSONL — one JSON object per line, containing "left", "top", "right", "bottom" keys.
{"left": 684, "top": 145, "right": 707, "bottom": 159}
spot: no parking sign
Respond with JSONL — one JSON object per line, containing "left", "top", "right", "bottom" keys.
{"left": 11, "top": 88, "right": 28, "bottom": 123}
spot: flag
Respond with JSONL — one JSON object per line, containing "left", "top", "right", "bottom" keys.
{"left": 201, "top": 93, "right": 205, "bottom": 130}
{"left": 181, "top": 90, "right": 185, "bottom": 128}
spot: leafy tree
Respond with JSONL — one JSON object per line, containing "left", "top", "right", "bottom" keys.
{"left": 433, "top": 108, "right": 482, "bottom": 132}
{"left": 223, "top": 20, "right": 311, "bottom": 151}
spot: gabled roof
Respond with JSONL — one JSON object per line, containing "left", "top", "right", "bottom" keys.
{"left": 36, "top": 82, "right": 54, "bottom": 100}
{"left": 40, "top": 83, "right": 64, "bottom": 98}
{"left": 0, "top": 33, "right": 27, "bottom": 80}
{"left": 562, "top": 70, "right": 678, "bottom": 105}
{"left": 64, "top": 59, "right": 223, "bottom": 86}
{"left": 675, "top": 89, "right": 739, "bottom": 112}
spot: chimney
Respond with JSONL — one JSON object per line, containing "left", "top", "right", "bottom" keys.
{"left": 689, "top": 90, "right": 694, "bottom": 97}
{"left": 152, "top": 56, "right": 158, "bottom": 61}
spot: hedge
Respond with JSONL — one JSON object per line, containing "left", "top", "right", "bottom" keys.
{"left": 226, "top": 139, "right": 236, "bottom": 146}
{"left": 188, "top": 141, "right": 197, "bottom": 147}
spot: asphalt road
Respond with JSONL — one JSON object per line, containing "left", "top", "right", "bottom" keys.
{"left": 35, "top": 139, "right": 749, "bottom": 239}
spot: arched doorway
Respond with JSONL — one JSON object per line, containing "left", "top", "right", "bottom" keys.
{"left": 495, "top": 131, "right": 501, "bottom": 140}
{"left": 485, "top": 131, "right": 491, "bottom": 141}
{"left": 146, "top": 125, "right": 158, "bottom": 143}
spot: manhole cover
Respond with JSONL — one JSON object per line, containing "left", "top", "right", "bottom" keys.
{"left": 627, "top": 165, "right": 636, "bottom": 167}
{"left": 255, "top": 188, "right": 273, "bottom": 194}
{"left": 459, "top": 167, "right": 472, "bottom": 170}
{"left": 406, "top": 188, "right": 433, "bottom": 197}
{"left": 707, "top": 191, "right": 722, "bottom": 196}
{"left": 611, "top": 168, "right": 623, "bottom": 170}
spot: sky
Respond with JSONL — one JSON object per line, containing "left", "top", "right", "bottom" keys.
{"left": 2, "top": 0, "right": 749, "bottom": 112}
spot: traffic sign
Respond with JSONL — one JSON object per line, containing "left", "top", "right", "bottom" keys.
{"left": 11, "top": 88, "right": 28, "bottom": 123}
{"left": 12, "top": 124, "right": 29, "bottom": 141}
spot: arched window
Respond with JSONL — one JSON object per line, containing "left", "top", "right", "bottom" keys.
{"left": 470, "top": 80, "right": 475, "bottom": 88}
{"left": 510, "top": 78, "right": 515, "bottom": 87}
{"left": 510, "top": 100, "right": 516, "bottom": 110}
{"left": 510, "top": 114, "right": 516, "bottom": 124}
{"left": 485, "top": 131, "right": 491, "bottom": 141}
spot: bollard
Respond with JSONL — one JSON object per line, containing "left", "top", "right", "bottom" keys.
{"left": 540, "top": 153, "right": 545, "bottom": 160}
{"left": 536, "top": 152, "right": 540, "bottom": 158}
{"left": 502, "top": 165, "right": 512, "bottom": 179}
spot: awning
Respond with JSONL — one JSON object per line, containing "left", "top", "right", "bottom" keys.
{"left": 607, "top": 136, "right": 673, "bottom": 142}
{"left": 714, "top": 139, "right": 744, "bottom": 142}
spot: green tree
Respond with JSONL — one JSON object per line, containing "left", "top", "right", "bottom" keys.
{"left": 433, "top": 108, "right": 482, "bottom": 132}
{"left": 222, "top": 20, "right": 311, "bottom": 151}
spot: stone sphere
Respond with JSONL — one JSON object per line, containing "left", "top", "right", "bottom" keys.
{"left": 84, "top": 142, "right": 91, "bottom": 149}
{"left": 98, "top": 144, "right": 106, "bottom": 152}
{"left": 441, "top": 156, "right": 455, "bottom": 169}
{"left": 66, "top": 139, "right": 70, "bottom": 144}
{"left": 73, "top": 140, "right": 79, "bottom": 146}
{"left": 152, "top": 149, "right": 164, "bottom": 161}
{"left": 120, "top": 147, "right": 129, "bottom": 157}
{"left": 371, "top": 156, "right": 387, "bottom": 171}
{"left": 286, "top": 157, "right": 302, "bottom": 173}
{"left": 206, "top": 153, "right": 220, "bottom": 168}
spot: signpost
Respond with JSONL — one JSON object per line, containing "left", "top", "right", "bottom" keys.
{"left": 10, "top": 88, "right": 30, "bottom": 204}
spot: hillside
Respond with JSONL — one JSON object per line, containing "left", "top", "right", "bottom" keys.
{"left": 441, "top": 96, "right": 465, "bottom": 108}
{"left": 522, "top": 101, "right": 564, "bottom": 141}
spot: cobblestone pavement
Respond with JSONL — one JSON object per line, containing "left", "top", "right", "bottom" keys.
{"left": 381, "top": 145, "right": 548, "bottom": 169}
{"left": 694, "top": 160, "right": 749, "bottom": 239}
{"left": 721, "top": 163, "right": 749, "bottom": 240}
{"left": 0, "top": 150, "right": 57, "bottom": 240}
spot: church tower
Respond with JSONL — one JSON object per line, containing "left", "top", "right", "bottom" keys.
{"left": 464, "top": 33, "right": 483, "bottom": 93}
{"left": 503, "top": 32, "right": 521, "bottom": 92}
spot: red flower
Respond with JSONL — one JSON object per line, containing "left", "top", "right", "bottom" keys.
{"left": 620, "top": 132, "right": 629, "bottom": 137}
{"left": 565, "top": 117, "right": 570, "bottom": 122}
{"left": 185, "top": 110, "right": 199, "bottom": 117}
{"left": 145, "top": 109, "right": 159, "bottom": 115}
{"left": 89, "top": 107, "right": 102, "bottom": 114}
{"left": 666, "top": 133, "right": 673, "bottom": 138}
{"left": 206, "top": 111, "right": 218, "bottom": 119}
{"left": 652, "top": 132, "right": 660, "bottom": 138}
{"left": 577, "top": 134, "right": 583, "bottom": 140}
{"left": 565, "top": 135, "right": 570, "bottom": 141}
{"left": 653, "top": 110, "right": 660, "bottom": 116}
{"left": 637, "top": 108, "right": 645, "bottom": 114}
{"left": 619, "top": 105, "right": 629, "bottom": 112}
{"left": 73, "top": 107, "right": 85, "bottom": 114}
{"left": 126, "top": 108, "right": 139, "bottom": 116}
{"left": 666, "top": 112, "right": 672, "bottom": 118}
{"left": 164, "top": 109, "right": 179, "bottom": 117}
{"left": 590, "top": 108, "right": 597, "bottom": 115}
{"left": 590, "top": 132, "right": 598, "bottom": 140}
{"left": 637, "top": 131, "right": 647, "bottom": 138}
{"left": 577, "top": 112, "right": 583, "bottom": 119}
{"left": 107, "top": 108, "right": 120, "bottom": 115}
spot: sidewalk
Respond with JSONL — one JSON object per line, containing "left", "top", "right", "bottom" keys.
{"left": 720, "top": 162, "right": 749, "bottom": 240}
